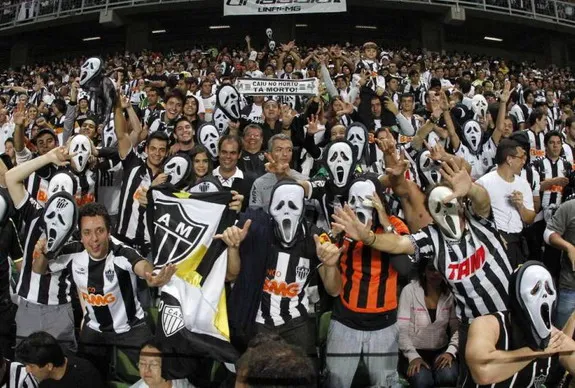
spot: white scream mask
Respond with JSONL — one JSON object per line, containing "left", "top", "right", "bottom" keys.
{"left": 103, "top": 113, "right": 117, "bottom": 148}
{"left": 163, "top": 155, "right": 191, "bottom": 188}
{"left": 268, "top": 40, "right": 276, "bottom": 52}
{"left": 325, "top": 142, "right": 354, "bottom": 188}
{"left": 213, "top": 108, "right": 229, "bottom": 134}
{"left": 427, "top": 186, "right": 462, "bottom": 241}
{"left": 266, "top": 28, "right": 273, "bottom": 40}
{"left": 418, "top": 150, "right": 442, "bottom": 187}
{"left": 216, "top": 85, "right": 241, "bottom": 121}
{"left": 43, "top": 194, "right": 77, "bottom": 253}
{"left": 47, "top": 172, "right": 77, "bottom": 199}
{"left": 269, "top": 183, "right": 305, "bottom": 247}
{"left": 512, "top": 262, "right": 557, "bottom": 350}
{"left": 69, "top": 135, "right": 92, "bottom": 173}
{"left": 462, "top": 120, "right": 482, "bottom": 152}
{"left": 79, "top": 57, "right": 102, "bottom": 87}
{"left": 346, "top": 123, "right": 367, "bottom": 162}
{"left": 471, "top": 94, "right": 488, "bottom": 119}
{"left": 198, "top": 124, "right": 220, "bottom": 159}
{"left": 348, "top": 179, "right": 376, "bottom": 226}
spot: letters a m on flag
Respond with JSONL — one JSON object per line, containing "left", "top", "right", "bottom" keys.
{"left": 151, "top": 198, "right": 208, "bottom": 267}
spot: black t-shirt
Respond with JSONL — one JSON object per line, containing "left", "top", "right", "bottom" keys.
{"left": 39, "top": 355, "right": 103, "bottom": 388}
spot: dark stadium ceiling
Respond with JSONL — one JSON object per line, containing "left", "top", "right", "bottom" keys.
{"left": 0, "top": 0, "right": 573, "bottom": 66}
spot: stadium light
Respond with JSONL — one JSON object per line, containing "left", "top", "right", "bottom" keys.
{"left": 82, "top": 36, "right": 101, "bottom": 41}
{"left": 355, "top": 25, "right": 377, "bottom": 30}
{"left": 296, "top": 24, "right": 308, "bottom": 27}
{"left": 152, "top": 29, "right": 166, "bottom": 34}
{"left": 484, "top": 36, "right": 503, "bottom": 42}
{"left": 209, "top": 25, "right": 231, "bottom": 30}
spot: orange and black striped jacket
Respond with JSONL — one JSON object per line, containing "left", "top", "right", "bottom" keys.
{"left": 339, "top": 216, "right": 409, "bottom": 314}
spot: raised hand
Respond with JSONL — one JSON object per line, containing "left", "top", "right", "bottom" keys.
{"left": 214, "top": 219, "right": 252, "bottom": 248}
{"left": 264, "top": 152, "right": 290, "bottom": 176}
{"left": 385, "top": 152, "right": 410, "bottom": 177}
{"left": 500, "top": 79, "right": 511, "bottom": 103}
{"left": 145, "top": 263, "right": 176, "bottom": 287}
{"left": 307, "top": 114, "right": 321, "bottom": 135}
{"left": 48, "top": 146, "right": 74, "bottom": 167}
{"left": 331, "top": 205, "right": 372, "bottom": 242}
{"left": 440, "top": 158, "right": 473, "bottom": 203}
{"left": 229, "top": 190, "right": 244, "bottom": 213}
{"left": 314, "top": 234, "right": 341, "bottom": 268}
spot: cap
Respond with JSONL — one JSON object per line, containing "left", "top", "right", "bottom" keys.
{"left": 35, "top": 128, "right": 58, "bottom": 141}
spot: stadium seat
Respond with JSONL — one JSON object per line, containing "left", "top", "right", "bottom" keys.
{"left": 146, "top": 306, "right": 159, "bottom": 334}
{"left": 113, "top": 348, "right": 140, "bottom": 384}
{"left": 109, "top": 381, "right": 131, "bottom": 388}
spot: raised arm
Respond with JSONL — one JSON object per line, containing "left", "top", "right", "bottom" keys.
{"left": 331, "top": 205, "right": 415, "bottom": 255}
{"left": 466, "top": 315, "right": 548, "bottom": 385}
{"left": 114, "top": 90, "right": 133, "bottom": 160}
{"left": 5, "top": 146, "right": 71, "bottom": 206}
{"left": 493, "top": 80, "right": 511, "bottom": 146}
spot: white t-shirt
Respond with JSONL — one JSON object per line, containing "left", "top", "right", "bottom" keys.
{"left": 476, "top": 170, "right": 534, "bottom": 233}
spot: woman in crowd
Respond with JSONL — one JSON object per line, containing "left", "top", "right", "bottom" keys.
{"left": 398, "top": 259, "right": 459, "bottom": 388}
{"left": 131, "top": 339, "right": 194, "bottom": 388}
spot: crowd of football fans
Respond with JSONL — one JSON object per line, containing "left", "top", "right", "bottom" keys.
{"left": 1, "top": 36, "right": 575, "bottom": 388}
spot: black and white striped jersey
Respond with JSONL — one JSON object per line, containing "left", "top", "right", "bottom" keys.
{"left": 115, "top": 150, "right": 154, "bottom": 255}
{"left": 408, "top": 209, "right": 512, "bottom": 322}
{"left": 0, "top": 359, "right": 38, "bottom": 388}
{"left": 524, "top": 129, "right": 546, "bottom": 161}
{"left": 255, "top": 221, "right": 321, "bottom": 327}
{"left": 534, "top": 156, "right": 571, "bottom": 210}
{"left": 142, "top": 105, "right": 164, "bottom": 127}
{"left": 49, "top": 237, "right": 145, "bottom": 334}
{"left": 16, "top": 194, "right": 73, "bottom": 305}
{"left": 561, "top": 142, "right": 575, "bottom": 165}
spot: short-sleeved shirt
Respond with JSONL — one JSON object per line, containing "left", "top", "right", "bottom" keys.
{"left": 546, "top": 200, "right": 575, "bottom": 290}
{"left": 409, "top": 209, "right": 512, "bottom": 322}
{"left": 115, "top": 148, "right": 156, "bottom": 254}
{"left": 476, "top": 170, "right": 534, "bottom": 234}
{"left": 49, "top": 237, "right": 145, "bottom": 334}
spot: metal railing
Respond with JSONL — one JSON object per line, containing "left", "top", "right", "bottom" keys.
{"left": 1, "top": 0, "right": 575, "bottom": 31}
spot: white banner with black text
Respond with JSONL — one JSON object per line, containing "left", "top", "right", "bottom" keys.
{"left": 235, "top": 77, "right": 319, "bottom": 96}
{"left": 223, "top": 0, "right": 346, "bottom": 16}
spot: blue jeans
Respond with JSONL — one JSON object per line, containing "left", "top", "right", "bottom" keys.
{"left": 409, "top": 356, "right": 459, "bottom": 388}
{"left": 555, "top": 288, "right": 575, "bottom": 328}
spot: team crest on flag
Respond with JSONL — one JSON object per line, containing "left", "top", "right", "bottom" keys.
{"left": 151, "top": 199, "right": 209, "bottom": 266}
{"left": 161, "top": 304, "right": 185, "bottom": 337}
{"left": 147, "top": 187, "right": 240, "bottom": 375}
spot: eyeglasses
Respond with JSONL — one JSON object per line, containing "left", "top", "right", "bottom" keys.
{"left": 137, "top": 362, "right": 161, "bottom": 370}
{"left": 510, "top": 153, "right": 527, "bottom": 160}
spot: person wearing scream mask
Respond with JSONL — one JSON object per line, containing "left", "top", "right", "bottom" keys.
{"left": 332, "top": 158, "right": 513, "bottom": 388}
{"left": 327, "top": 175, "right": 410, "bottom": 388}
{"left": 220, "top": 179, "right": 342, "bottom": 357}
{"left": 465, "top": 261, "right": 575, "bottom": 387}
